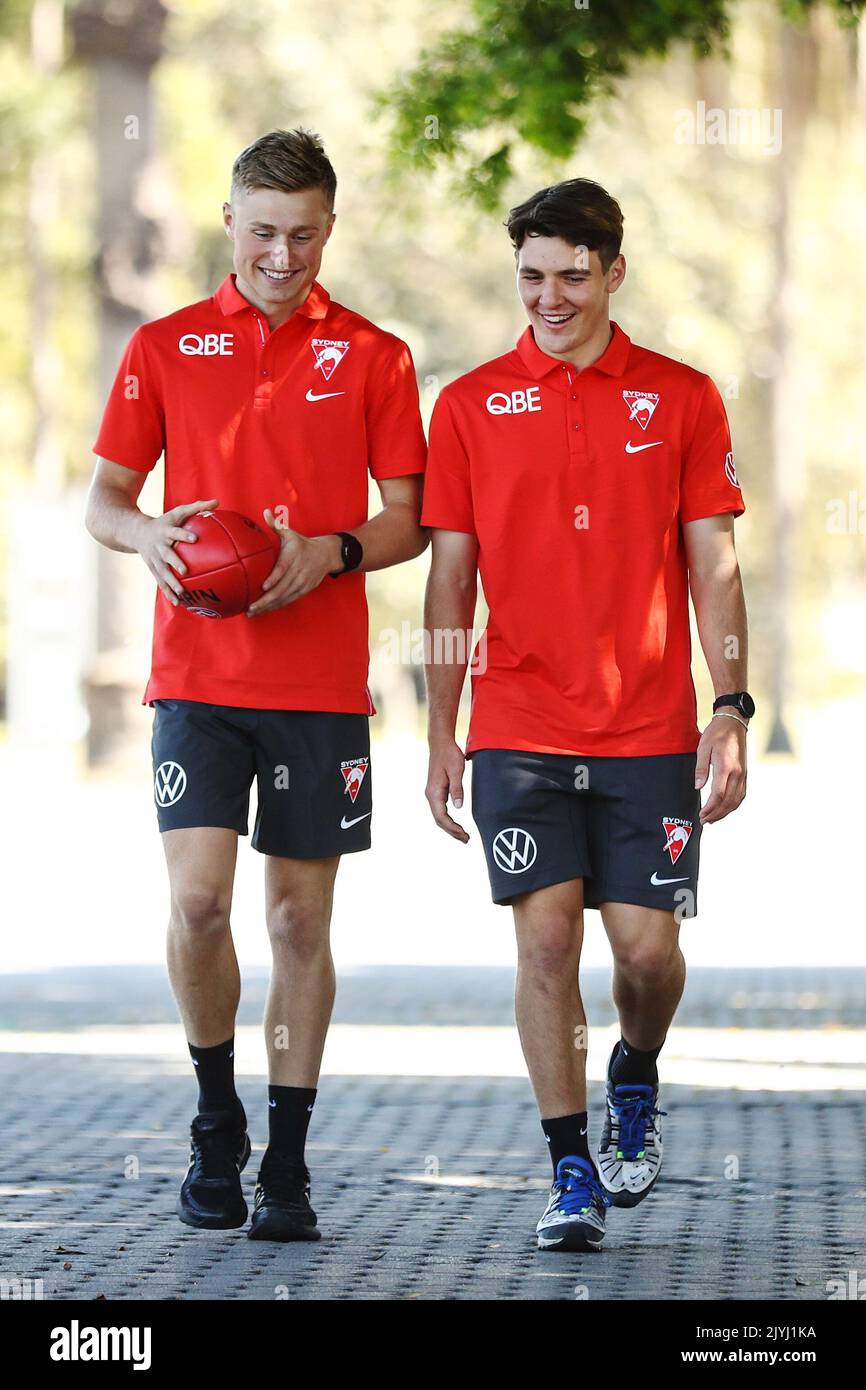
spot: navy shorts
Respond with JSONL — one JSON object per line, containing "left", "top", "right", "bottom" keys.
{"left": 471, "top": 748, "right": 701, "bottom": 916}
{"left": 151, "top": 700, "right": 372, "bottom": 859}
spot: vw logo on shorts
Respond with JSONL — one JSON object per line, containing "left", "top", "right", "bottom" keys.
{"left": 492, "top": 827, "right": 538, "bottom": 874}
{"left": 155, "top": 761, "right": 187, "bottom": 807}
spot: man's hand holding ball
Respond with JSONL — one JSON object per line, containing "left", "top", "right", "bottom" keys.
{"left": 246, "top": 508, "right": 344, "bottom": 617}
{"left": 136, "top": 498, "right": 220, "bottom": 607}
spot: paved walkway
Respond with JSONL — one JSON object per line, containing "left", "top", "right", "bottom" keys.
{"left": 1, "top": 967, "right": 864, "bottom": 1301}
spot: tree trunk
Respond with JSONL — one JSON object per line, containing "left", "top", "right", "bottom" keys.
{"left": 765, "top": 14, "right": 819, "bottom": 754}
{"left": 29, "top": 0, "right": 65, "bottom": 497}
{"left": 72, "top": 0, "right": 168, "bottom": 769}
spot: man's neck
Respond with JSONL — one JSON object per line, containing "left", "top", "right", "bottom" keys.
{"left": 541, "top": 319, "right": 613, "bottom": 373}
{"left": 234, "top": 273, "right": 312, "bottom": 331}
{"left": 265, "top": 299, "right": 306, "bottom": 331}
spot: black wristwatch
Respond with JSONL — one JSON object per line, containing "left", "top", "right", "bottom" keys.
{"left": 713, "top": 692, "right": 755, "bottom": 719}
{"left": 330, "top": 531, "right": 363, "bottom": 577}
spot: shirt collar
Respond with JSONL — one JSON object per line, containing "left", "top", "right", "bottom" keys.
{"left": 214, "top": 274, "right": 331, "bottom": 321}
{"left": 516, "top": 320, "right": 631, "bottom": 380}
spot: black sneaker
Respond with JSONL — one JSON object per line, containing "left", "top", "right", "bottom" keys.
{"left": 248, "top": 1150, "right": 321, "bottom": 1242}
{"left": 176, "top": 1108, "right": 251, "bottom": 1230}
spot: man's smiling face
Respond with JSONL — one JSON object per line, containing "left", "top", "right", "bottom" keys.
{"left": 516, "top": 236, "right": 625, "bottom": 358}
{"left": 223, "top": 185, "right": 335, "bottom": 323}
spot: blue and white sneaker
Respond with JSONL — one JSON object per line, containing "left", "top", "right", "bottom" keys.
{"left": 597, "top": 1082, "right": 666, "bottom": 1208}
{"left": 536, "top": 1156, "right": 611, "bottom": 1251}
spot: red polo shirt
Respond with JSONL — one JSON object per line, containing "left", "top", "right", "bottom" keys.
{"left": 93, "top": 275, "right": 426, "bottom": 712}
{"left": 421, "top": 322, "right": 745, "bottom": 757}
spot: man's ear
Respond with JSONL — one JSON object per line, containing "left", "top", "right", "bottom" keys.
{"left": 607, "top": 254, "right": 627, "bottom": 295}
{"left": 222, "top": 201, "right": 234, "bottom": 237}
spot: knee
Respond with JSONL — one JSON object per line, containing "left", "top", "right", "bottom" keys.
{"left": 614, "top": 938, "right": 679, "bottom": 985}
{"left": 170, "top": 884, "right": 231, "bottom": 938}
{"left": 517, "top": 914, "right": 581, "bottom": 978}
{"left": 266, "top": 897, "right": 329, "bottom": 961}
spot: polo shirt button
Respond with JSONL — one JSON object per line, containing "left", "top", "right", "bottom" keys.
{"left": 261, "top": 369, "right": 269, "bottom": 376}
{"left": 574, "top": 423, "right": 581, "bottom": 430}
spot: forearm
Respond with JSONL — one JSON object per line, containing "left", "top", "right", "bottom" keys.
{"left": 335, "top": 501, "right": 428, "bottom": 574}
{"left": 85, "top": 484, "right": 149, "bottom": 554}
{"left": 689, "top": 563, "right": 749, "bottom": 704}
{"left": 424, "top": 568, "right": 477, "bottom": 741}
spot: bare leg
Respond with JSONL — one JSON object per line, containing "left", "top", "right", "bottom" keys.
{"left": 600, "top": 902, "right": 685, "bottom": 1049}
{"left": 513, "top": 879, "right": 586, "bottom": 1117}
{"left": 162, "top": 827, "right": 240, "bottom": 1047}
{"left": 263, "top": 855, "right": 340, "bottom": 1087}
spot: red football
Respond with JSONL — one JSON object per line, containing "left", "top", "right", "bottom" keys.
{"left": 173, "top": 510, "right": 280, "bottom": 618}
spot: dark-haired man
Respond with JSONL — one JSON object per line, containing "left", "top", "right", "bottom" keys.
{"left": 422, "top": 179, "right": 750, "bottom": 1251}
{"left": 85, "top": 129, "right": 427, "bottom": 1241}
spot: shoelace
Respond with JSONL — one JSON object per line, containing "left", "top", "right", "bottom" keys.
{"left": 258, "top": 1161, "right": 309, "bottom": 1204}
{"left": 612, "top": 1093, "right": 667, "bottom": 1160}
{"left": 190, "top": 1125, "right": 243, "bottom": 1180}
{"left": 553, "top": 1166, "right": 611, "bottom": 1216}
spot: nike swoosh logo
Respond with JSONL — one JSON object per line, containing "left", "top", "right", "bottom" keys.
{"left": 580, "top": 1127, "right": 588, "bottom": 1136}
{"left": 341, "top": 812, "right": 371, "bottom": 829}
{"left": 650, "top": 871, "right": 689, "bottom": 885}
{"left": 268, "top": 1099, "right": 276, "bottom": 1108}
{"left": 306, "top": 389, "right": 345, "bottom": 402}
{"left": 625, "top": 440, "right": 664, "bottom": 453}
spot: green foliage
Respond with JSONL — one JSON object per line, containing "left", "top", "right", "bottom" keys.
{"left": 380, "top": 0, "right": 864, "bottom": 205}
{"left": 381, "top": 0, "right": 732, "bottom": 205}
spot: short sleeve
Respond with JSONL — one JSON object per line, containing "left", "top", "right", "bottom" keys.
{"left": 420, "top": 393, "right": 475, "bottom": 535}
{"left": 92, "top": 326, "right": 166, "bottom": 473}
{"left": 366, "top": 338, "right": 427, "bottom": 481}
{"left": 679, "top": 377, "right": 745, "bottom": 523}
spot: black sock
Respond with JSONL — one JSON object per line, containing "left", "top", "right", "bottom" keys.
{"left": 541, "top": 1112, "right": 592, "bottom": 1175}
{"left": 188, "top": 1037, "right": 243, "bottom": 1120}
{"left": 266, "top": 1086, "right": 317, "bottom": 1164}
{"left": 609, "top": 1036, "right": 664, "bottom": 1088}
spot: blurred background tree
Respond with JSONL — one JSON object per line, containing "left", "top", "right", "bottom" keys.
{"left": 1, "top": 0, "right": 864, "bottom": 762}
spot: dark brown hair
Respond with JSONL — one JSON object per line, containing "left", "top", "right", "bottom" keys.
{"left": 507, "top": 179, "right": 624, "bottom": 271}
{"left": 230, "top": 128, "right": 337, "bottom": 207}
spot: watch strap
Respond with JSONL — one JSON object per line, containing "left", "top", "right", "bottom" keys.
{"left": 330, "top": 531, "right": 363, "bottom": 577}
{"left": 712, "top": 691, "right": 755, "bottom": 718}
